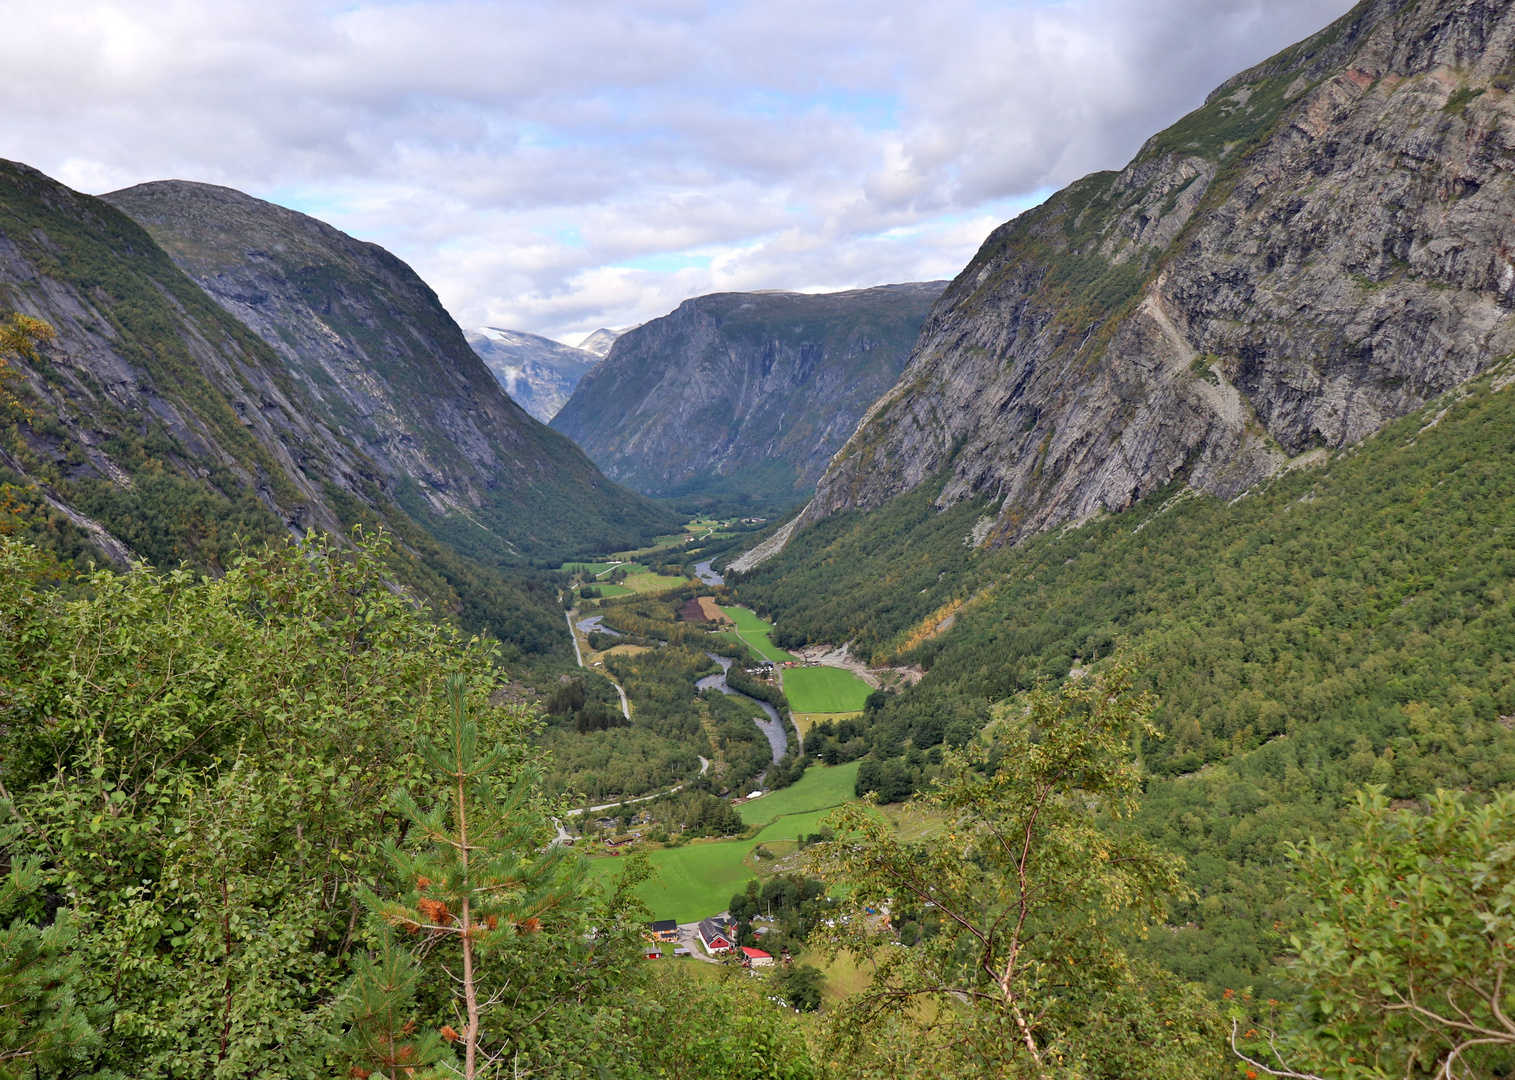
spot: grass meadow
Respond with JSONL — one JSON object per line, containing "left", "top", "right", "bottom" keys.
{"left": 585, "top": 763, "right": 863, "bottom": 923}
{"left": 782, "top": 666, "right": 872, "bottom": 713}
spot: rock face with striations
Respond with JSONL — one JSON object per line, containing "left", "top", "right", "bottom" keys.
{"left": 465, "top": 326, "right": 598, "bottom": 423}
{"left": 551, "top": 283, "right": 945, "bottom": 499}
{"left": 103, "top": 180, "right": 676, "bottom": 565}
{"left": 800, "top": 0, "right": 1515, "bottom": 547}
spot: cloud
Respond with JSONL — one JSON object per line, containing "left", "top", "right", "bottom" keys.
{"left": 0, "top": 0, "right": 1356, "bottom": 341}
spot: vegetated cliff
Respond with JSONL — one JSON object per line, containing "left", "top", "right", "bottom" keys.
{"left": 799, "top": 0, "right": 1515, "bottom": 547}
{"left": 103, "top": 180, "right": 678, "bottom": 566}
{"left": 551, "top": 283, "right": 945, "bottom": 500}
{"left": 465, "top": 326, "right": 599, "bottom": 423}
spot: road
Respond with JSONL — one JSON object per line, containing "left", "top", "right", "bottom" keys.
{"left": 565, "top": 608, "right": 631, "bottom": 718}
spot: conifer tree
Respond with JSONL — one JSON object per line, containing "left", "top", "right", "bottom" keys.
{"left": 359, "top": 675, "right": 583, "bottom": 1080}
{"left": 0, "top": 806, "right": 94, "bottom": 1076}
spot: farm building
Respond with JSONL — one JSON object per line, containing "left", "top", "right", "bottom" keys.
{"left": 740, "top": 947, "right": 773, "bottom": 968}
{"left": 697, "top": 917, "right": 735, "bottom": 954}
{"left": 648, "top": 919, "right": 679, "bottom": 943}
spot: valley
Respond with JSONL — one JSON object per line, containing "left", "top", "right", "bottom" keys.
{"left": 4, "top": 0, "right": 1515, "bottom": 1075}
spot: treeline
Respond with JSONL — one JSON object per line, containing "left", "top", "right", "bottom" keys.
{"left": 726, "top": 663, "right": 789, "bottom": 710}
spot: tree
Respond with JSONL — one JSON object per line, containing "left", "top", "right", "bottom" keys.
{"left": 0, "top": 311, "right": 51, "bottom": 418}
{"left": 1237, "top": 787, "right": 1515, "bottom": 1080}
{"left": 0, "top": 806, "right": 94, "bottom": 1076}
{"left": 772, "top": 964, "right": 824, "bottom": 1013}
{"left": 362, "top": 675, "right": 585, "bottom": 1080}
{"left": 811, "top": 660, "right": 1225, "bottom": 1078}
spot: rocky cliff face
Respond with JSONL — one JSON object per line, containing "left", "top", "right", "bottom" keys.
{"left": 102, "top": 180, "right": 677, "bottom": 565}
{"left": 0, "top": 159, "right": 365, "bottom": 571}
{"left": 465, "top": 326, "right": 598, "bottom": 422}
{"left": 801, "top": 0, "right": 1515, "bottom": 546}
{"left": 550, "top": 283, "right": 945, "bottom": 499}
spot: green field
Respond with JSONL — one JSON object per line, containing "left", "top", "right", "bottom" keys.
{"left": 562, "top": 561, "right": 616, "bottom": 577}
{"left": 739, "top": 761, "right": 860, "bottom": 825}
{"left": 623, "top": 572, "right": 688, "bottom": 594}
{"left": 595, "top": 583, "right": 634, "bottom": 597}
{"left": 718, "top": 606, "right": 797, "bottom": 663}
{"left": 781, "top": 666, "right": 873, "bottom": 713}
{"left": 586, "top": 764, "right": 864, "bottom": 923}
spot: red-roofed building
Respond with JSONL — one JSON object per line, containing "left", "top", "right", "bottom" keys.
{"left": 739, "top": 946, "right": 773, "bottom": 968}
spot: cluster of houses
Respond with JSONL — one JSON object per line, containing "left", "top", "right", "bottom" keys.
{"left": 640, "top": 914, "right": 785, "bottom": 968}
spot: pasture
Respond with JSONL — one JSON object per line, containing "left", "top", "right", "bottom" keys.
{"left": 782, "top": 666, "right": 873, "bottom": 713}
{"left": 739, "top": 762, "right": 860, "bottom": 825}
{"left": 717, "top": 606, "right": 797, "bottom": 663}
{"left": 585, "top": 764, "right": 864, "bottom": 923}
{"left": 793, "top": 711, "right": 861, "bottom": 736}
{"left": 622, "top": 572, "right": 688, "bottom": 594}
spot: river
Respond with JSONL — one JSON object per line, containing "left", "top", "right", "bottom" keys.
{"left": 694, "top": 560, "right": 724, "bottom": 586}
{"left": 698, "top": 653, "right": 787, "bottom": 765}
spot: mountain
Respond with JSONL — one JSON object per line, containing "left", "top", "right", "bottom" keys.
{"left": 791, "top": 0, "right": 1515, "bottom": 549}
{"left": 100, "top": 180, "right": 679, "bottom": 568}
{"left": 578, "top": 326, "right": 627, "bottom": 357}
{"left": 465, "top": 326, "right": 598, "bottom": 422}
{"left": 550, "top": 283, "right": 946, "bottom": 501}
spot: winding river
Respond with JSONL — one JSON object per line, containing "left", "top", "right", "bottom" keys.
{"left": 698, "top": 653, "right": 787, "bottom": 766}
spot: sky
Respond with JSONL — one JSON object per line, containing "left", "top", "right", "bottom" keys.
{"left": 0, "top": 0, "right": 1356, "bottom": 345}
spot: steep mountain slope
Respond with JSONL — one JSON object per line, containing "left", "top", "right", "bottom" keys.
{"left": 465, "top": 326, "right": 598, "bottom": 422}
{"left": 102, "top": 180, "right": 678, "bottom": 567}
{"left": 551, "top": 283, "right": 945, "bottom": 500}
{"left": 798, "top": 0, "right": 1515, "bottom": 548}
{"left": 735, "top": 356, "right": 1515, "bottom": 997}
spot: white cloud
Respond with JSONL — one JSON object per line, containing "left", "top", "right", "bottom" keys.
{"left": 0, "top": 0, "right": 1355, "bottom": 342}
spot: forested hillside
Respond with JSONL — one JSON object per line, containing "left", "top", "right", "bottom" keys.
{"left": 734, "top": 360, "right": 1515, "bottom": 997}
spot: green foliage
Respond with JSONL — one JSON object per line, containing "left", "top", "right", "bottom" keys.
{"left": 1243, "top": 788, "right": 1515, "bottom": 1079}
{"left": 0, "top": 530, "right": 508, "bottom": 1076}
{"left": 812, "top": 662, "right": 1225, "bottom": 1078}
{"left": 771, "top": 964, "right": 825, "bottom": 1012}
{"left": 0, "top": 806, "right": 95, "bottom": 1076}
{"left": 358, "top": 675, "right": 586, "bottom": 1079}
{"left": 739, "top": 371, "right": 1515, "bottom": 996}
{"left": 638, "top": 966, "right": 814, "bottom": 1080}
{"left": 727, "top": 664, "right": 789, "bottom": 711}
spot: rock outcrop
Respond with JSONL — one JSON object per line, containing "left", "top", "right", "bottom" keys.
{"left": 102, "top": 180, "right": 677, "bottom": 565}
{"left": 465, "top": 326, "right": 599, "bottom": 423}
{"left": 802, "top": 0, "right": 1515, "bottom": 546}
{"left": 551, "top": 283, "right": 945, "bottom": 498}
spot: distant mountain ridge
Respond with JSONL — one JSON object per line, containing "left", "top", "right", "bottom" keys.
{"left": 102, "top": 179, "right": 678, "bottom": 568}
{"left": 465, "top": 326, "right": 598, "bottom": 422}
{"left": 550, "top": 282, "right": 945, "bottom": 501}
{"left": 578, "top": 326, "right": 629, "bottom": 357}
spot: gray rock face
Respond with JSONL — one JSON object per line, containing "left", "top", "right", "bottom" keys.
{"left": 804, "top": 0, "right": 1515, "bottom": 545}
{"left": 0, "top": 159, "right": 359, "bottom": 562}
{"left": 102, "top": 180, "right": 677, "bottom": 563}
{"left": 550, "top": 283, "right": 945, "bottom": 498}
{"left": 465, "top": 326, "right": 598, "bottom": 422}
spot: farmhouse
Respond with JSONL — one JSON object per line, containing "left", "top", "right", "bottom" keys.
{"left": 648, "top": 919, "right": 679, "bottom": 944}
{"left": 697, "top": 917, "right": 735, "bottom": 954}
